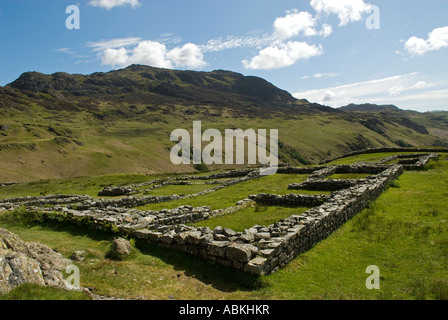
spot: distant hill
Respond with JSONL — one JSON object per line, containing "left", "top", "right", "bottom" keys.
{"left": 1, "top": 65, "right": 447, "bottom": 182}
{"left": 6, "top": 65, "right": 333, "bottom": 116}
{"left": 339, "top": 103, "right": 402, "bottom": 113}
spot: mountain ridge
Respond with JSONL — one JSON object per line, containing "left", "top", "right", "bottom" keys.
{"left": 6, "top": 65, "right": 335, "bottom": 116}
{"left": 339, "top": 103, "right": 403, "bottom": 113}
{"left": 0, "top": 65, "right": 447, "bottom": 182}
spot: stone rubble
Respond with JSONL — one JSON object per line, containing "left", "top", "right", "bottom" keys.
{"left": 0, "top": 152, "right": 439, "bottom": 276}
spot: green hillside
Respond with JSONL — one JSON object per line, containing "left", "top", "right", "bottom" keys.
{"left": 1, "top": 65, "right": 447, "bottom": 183}
{"left": 1, "top": 151, "right": 447, "bottom": 300}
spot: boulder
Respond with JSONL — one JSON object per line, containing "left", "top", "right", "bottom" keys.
{"left": 106, "top": 238, "right": 132, "bottom": 260}
{"left": 0, "top": 227, "right": 74, "bottom": 294}
{"left": 1, "top": 252, "right": 45, "bottom": 293}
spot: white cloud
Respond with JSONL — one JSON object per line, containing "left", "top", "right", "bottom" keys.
{"left": 320, "top": 24, "right": 333, "bottom": 37}
{"left": 200, "top": 33, "right": 274, "bottom": 53}
{"left": 200, "top": 8, "right": 332, "bottom": 55}
{"left": 55, "top": 48, "right": 88, "bottom": 59}
{"left": 404, "top": 26, "right": 448, "bottom": 56}
{"left": 294, "top": 72, "right": 421, "bottom": 106}
{"left": 98, "top": 40, "right": 206, "bottom": 69}
{"left": 102, "top": 47, "right": 131, "bottom": 67}
{"left": 274, "top": 10, "right": 319, "bottom": 39}
{"left": 413, "top": 81, "right": 428, "bottom": 89}
{"left": 166, "top": 43, "right": 207, "bottom": 68}
{"left": 294, "top": 73, "right": 448, "bottom": 111}
{"left": 389, "top": 86, "right": 405, "bottom": 97}
{"left": 127, "top": 41, "right": 172, "bottom": 68}
{"left": 88, "top": 0, "right": 140, "bottom": 10}
{"left": 87, "top": 37, "right": 143, "bottom": 51}
{"left": 322, "top": 90, "right": 336, "bottom": 101}
{"left": 301, "top": 72, "right": 339, "bottom": 80}
{"left": 273, "top": 9, "right": 333, "bottom": 39}
{"left": 242, "top": 41, "right": 323, "bottom": 70}
{"left": 310, "top": 0, "right": 373, "bottom": 26}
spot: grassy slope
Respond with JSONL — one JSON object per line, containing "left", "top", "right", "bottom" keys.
{"left": 1, "top": 152, "right": 447, "bottom": 300}
{"left": 0, "top": 99, "right": 440, "bottom": 183}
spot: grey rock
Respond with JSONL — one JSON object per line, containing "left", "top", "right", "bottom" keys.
{"left": 107, "top": 238, "right": 132, "bottom": 260}
{"left": 222, "top": 227, "right": 237, "bottom": 237}
{"left": 225, "top": 244, "right": 257, "bottom": 263}
{"left": 71, "top": 250, "right": 87, "bottom": 262}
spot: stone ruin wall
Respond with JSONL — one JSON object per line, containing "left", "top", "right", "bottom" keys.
{"left": 0, "top": 152, "right": 440, "bottom": 276}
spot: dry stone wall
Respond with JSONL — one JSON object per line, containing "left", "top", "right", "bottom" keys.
{"left": 323, "top": 147, "right": 447, "bottom": 164}
{"left": 128, "top": 164, "right": 405, "bottom": 275}
{"left": 0, "top": 152, "right": 440, "bottom": 276}
{"left": 248, "top": 194, "right": 330, "bottom": 207}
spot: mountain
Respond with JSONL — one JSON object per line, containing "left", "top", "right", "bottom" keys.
{"left": 5, "top": 65, "right": 332, "bottom": 116}
{"left": 338, "top": 103, "right": 448, "bottom": 146}
{"left": 339, "top": 103, "right": 403, "bottom": 113}
{"left": 0, "top": 65, "right": 447, "bottom": 182}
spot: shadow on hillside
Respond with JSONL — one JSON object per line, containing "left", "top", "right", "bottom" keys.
{"left": 53, "top": 222, "right": 266, "bottom": 293}
{"left": 135, "top": 240, "right": 266, "bottom": 293}
{"left": 1, "top": 214, "right": 266, "bottom": 293}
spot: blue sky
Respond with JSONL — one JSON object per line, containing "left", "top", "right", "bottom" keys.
{"left": 0, "top": 0, "right": 447, "bottom": 112}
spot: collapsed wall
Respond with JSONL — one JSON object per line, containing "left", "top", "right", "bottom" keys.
{"left": 129, "top": 164, "right": 404, "bottom": 275}
{"left": 0, "top": 153, "right": 438, "bottom": 276}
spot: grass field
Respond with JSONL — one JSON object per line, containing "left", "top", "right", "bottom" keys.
{"left": 1, "top": 152, "right": 447, "bottom": 300}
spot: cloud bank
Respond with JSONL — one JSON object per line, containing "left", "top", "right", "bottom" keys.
{"left": 405, "top": 26, "right": 448, "bottom": 56}
{"left": 310, "top": 0, "right": 373, "bottom": 26}
{"left": 86, "top": 0, "right": 376, "bottom": 71}
{"left": 88, "top": 0, "right": 140, "bottom": 10}
{"left": 93, "top": 39, "right": 206, "bottom": 69}
{"left": 293, "top": 73, "right": 448, "bottom": 111}
{"left": 242, "top": 41, "right": 323, "bottom": 70}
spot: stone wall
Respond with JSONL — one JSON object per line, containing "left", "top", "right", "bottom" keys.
{"left": 248, "top": 193, "right": 330, "bottom": 207}
{"left": 323, "top": 147, "right": 447, "bottom": 164}
{"left": 48, "top": 205, "right": 213, "bottom": 233}
{"left": 35, "top": 163, "right": 404, "bottom": 275}
{"left": 127, "top": 164, "right": 405, "bottom": 275}
{"left": 287, "top": 163, "right": 387, "bottom": 191}
{"left": 1, "top": 153, "right": 438, "bottom": 276}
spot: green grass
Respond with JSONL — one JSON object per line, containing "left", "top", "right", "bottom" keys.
{"left": 141, "top": 183, "right": 217, "bottom": 197}
{"left": 0, "top": 284, "right": 90, "bottom": 300}
{"left": 0, "top": 173, "right": 168, "bottom": 199}
{"left": 1, "top": 152, "right": 448, "bottom": 300}
{"left": 1, "top": 94, "right": 442, "bottom": 184}
{"left": 256, "top": 154, "right": 448, "bottom": 300}
{"left": 137, "top": 173, "right": 311, "bottom": 210}
{"left": 194, "top": 204, "right": 310, "bottom": 232}
{"left": 0, "top": 221, "right": 260, "bottom": 300}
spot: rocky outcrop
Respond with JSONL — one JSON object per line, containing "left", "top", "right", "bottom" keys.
{"left": 0, "top": 227, "right": 73, "bottom": 295}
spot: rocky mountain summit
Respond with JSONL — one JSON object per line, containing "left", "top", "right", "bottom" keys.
{"left": 5, "top": 65, "right": 328, "bottom": 115}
